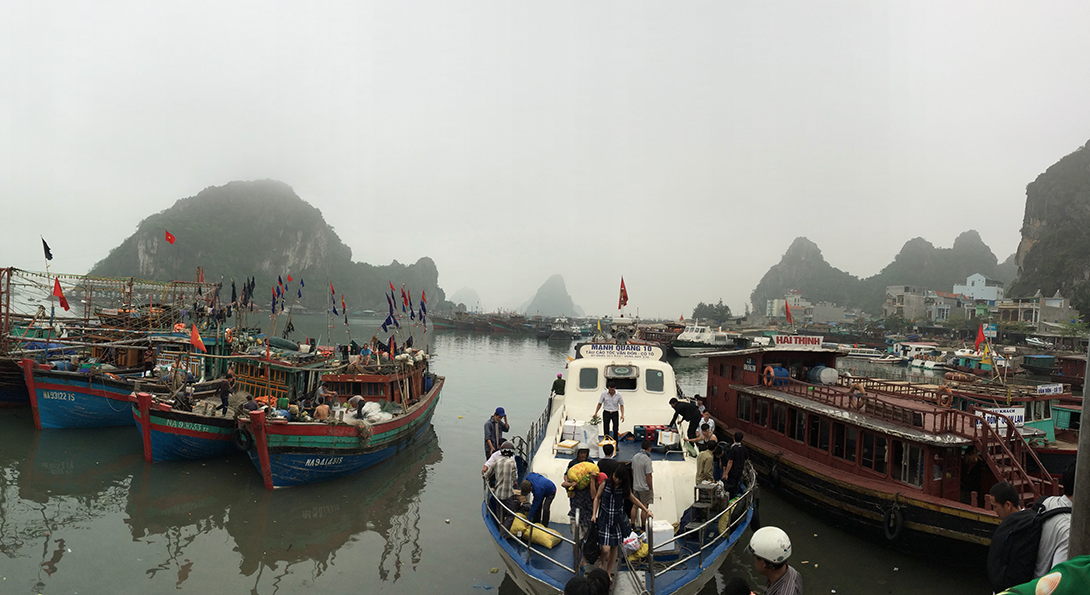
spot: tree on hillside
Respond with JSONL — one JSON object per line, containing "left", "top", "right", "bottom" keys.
{"left": 693, "top": 300, "right": 732, "bottom": 324}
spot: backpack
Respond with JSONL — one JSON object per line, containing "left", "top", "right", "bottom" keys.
{"left": 987, "top": 501, "right": 1071, "bottom": 591}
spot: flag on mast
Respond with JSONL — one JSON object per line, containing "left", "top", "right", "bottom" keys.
{"left": 165, "top": 230, "right": 176, "bottom": 244}
{"left": 42, "top": 238, "right": 53, "bottom": 261}
{"left": 974, "top": 323, "right": 985, "bottom": 350}
{"left": 785, "top": 300, "right": 794, "bottom": 325}
{"left": 618, "top": 277, "right": 629, "bottom": 309}
{"left": 191, "top": 324, "right": 207, "bottom": 353}
{"left": 52, "top": 279, "right": 70, "bottom": 311}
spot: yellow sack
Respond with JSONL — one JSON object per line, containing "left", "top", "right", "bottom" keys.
{"left": 565, "top": 462, "right": 600, "bottom": 495}
{"left": 510, "top": 513, "right": 562, "bottom": 549}
{"left": 627, "top": 541, "right": 649, "bottom": 561}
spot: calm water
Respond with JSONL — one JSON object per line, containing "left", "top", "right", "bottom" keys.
{"left": 0, "top": 319, "right": 991, "bottom": 594}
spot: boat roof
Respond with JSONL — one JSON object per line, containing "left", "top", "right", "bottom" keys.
{"left": 733, "top": 384, "right": 973, "bottom": 446}
{"left": 697, "top": 345, "right": 845, "bottom": 359}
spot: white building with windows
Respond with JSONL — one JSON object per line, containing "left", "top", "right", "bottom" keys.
{"left": 953, "top": 273, "right": 1004, "bottom": 305}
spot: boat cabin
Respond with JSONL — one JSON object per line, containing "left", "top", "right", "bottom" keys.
{"left": 1051, "top": 355, "right": 1086, "bottom": 388}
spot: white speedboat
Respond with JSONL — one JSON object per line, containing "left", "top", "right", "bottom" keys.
{"left": 671, "top": 325, "right": 741, "bottom": 357}
{"left": 482, "top": 342, "right": 757, "bottom": 595}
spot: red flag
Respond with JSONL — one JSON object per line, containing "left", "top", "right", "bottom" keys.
{"left": 286, "top": 275, "right": 293, "bottom": 283}
{"left": 974, "top": 323, "right": 985, "bottom": 350}
{"left": 679, "top": 314, "right": 684, "bottom": 322}
{"left": 330, "top": 281, "right": 335, "bottom": 295}
{"left": 785, "top": 300, "right": 794, "bottom": 325}
{"left": 401, "top": 284, "right": 408, "bottom": 307}
{"left": 421, "top": 290, "right": 427, "bottom": 303}
{"left": 52, "top": 278, "right": 70, "bottom": 311}
{"left": 390, "top": 281, "right": 396, "bottom": 294}
{"left": 191, "top": 324, "right": 207, "bottom": 353}
{"left": 341, "top": 294, "right": 346, "bottom": 312}
{"left": 165, "top": 230, "right": 175, "bottom": 244}
{"left": 618, "top": 277, "right": 629, "bottom": 309}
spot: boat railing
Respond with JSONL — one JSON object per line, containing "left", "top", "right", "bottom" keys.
{"left": 482, "top": 479, "right": 579, "bottom": 577}
{"left": 511, "top": 399, "right": 555, "bottom": 470}
{"left": 643, "top": 463, "right": 758, "bottom": 589}
{"left": 772, "top": 377, "right": 1059, "bottom": 501}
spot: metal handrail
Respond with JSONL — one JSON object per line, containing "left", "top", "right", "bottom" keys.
{"left": 650, "top": 463, "right": 758, "bottom": 579}
{"left": 482, "top": 478, "right": 577, "bottom": 575}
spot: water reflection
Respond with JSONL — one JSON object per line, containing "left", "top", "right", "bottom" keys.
{"left": 224, "top": 426, "right": 442, "bottom": 591}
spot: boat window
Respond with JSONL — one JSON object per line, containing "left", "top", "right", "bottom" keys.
{"left": 712, "top": 385, "right": 718, "bottom": 397}
{"left": 732, "top": 366, "right": 744, "bottom": 382}
{"left": 771, "top": 403, "right": 787, "bottom": 434}
{"left": 1033, "top": 399, "right": 1051, "bottom": 421}
{"left": 861, "top": 432, "right": 887, "bottom": 475}
{"left": 807, "top": 414, "right": 820, "bottom": 449}
{"left": 893, "top": 441, "right": 923, "bottom": 488}
{"left": 819, "top": 419, "right": 830, "bottom": 452}
{"left": 833, "top": 424, "right": 858, "bottom": 462}
{"left": 644, "top": 369, "right": 664, "bottom": 393}
{"left": 738, "top": 394, "right": 752, "bottom": 422}
{"left": 579, "top": 368, "right": 598, "bottom": 390}
{"left": 754, "top": 399, "right": 770, "bottom": 427}
{"left": 788, "top": 408, "right": 805, "bottom": 442}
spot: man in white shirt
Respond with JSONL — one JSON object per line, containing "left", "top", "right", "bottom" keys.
{"left": 1035, "top": 462, "right": 1076, "bottom": 578}
{"left": 593, "top": 382, "right": 624, "bottom": 441}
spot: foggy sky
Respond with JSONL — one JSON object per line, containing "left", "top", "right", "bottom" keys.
{"left": 4, "top": 1, "right": 1090, "bottom": 318}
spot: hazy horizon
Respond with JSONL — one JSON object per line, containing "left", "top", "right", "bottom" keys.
{"left": 4, "top": 2, "right": 1089, "bottom": 317}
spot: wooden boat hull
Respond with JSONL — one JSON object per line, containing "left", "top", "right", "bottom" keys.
{"left": 745, "top": 438, "right": 997, "bottom": 550}
{"left": 131, "top": 392, "right": 237, "bottom": 461}
{"left": 242, "top": 376, "right": 444, "bottom": 488}
{"left": 20, "top": 359, "right": 136, "bottom": 429}
{"left": 0, "top": 358, "right": 29, "bottom": 407}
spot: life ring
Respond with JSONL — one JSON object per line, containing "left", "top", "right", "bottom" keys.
{"left": 224, "top": 327, "right": 234, "bottom": 343}
{"left": 937, "top": 386, "right": 953, "bottom": 407}
{"left": 173, "top": 323, "right": 185, "bottom": 333}
{"left": 849, "top": 383, "right": 866, "bottom": 410}
{"left": 233, "top": 427, "right": 254, "bottom": 452}
{"left": 763, "top": 366, "right": 776, "bottom": 387}
{"left": 883, "top": 507, "right": 904, "bottom": 541}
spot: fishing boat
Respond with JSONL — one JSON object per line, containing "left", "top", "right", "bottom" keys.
{"left": 671, "top": 325, "right": 741, "bottom": 357}
{"left": 482, "top": 342, "right": 757, "bottom": 595}
{"left": 637, "top": 323, "right": 685, "bottom": 353}
{"left": 428, "top": 314, "right": 459, "bottom": 330}
{"left": 1050, "top": 355, "right": 1085, "bottom": 390}
{"left": 548, "top": 317, "right": 572, "bottom": 341}
{"left": 701, "top": 334, "right": 1060, "bottom": 551}
{"left": 236, "top": 349, "right": 443, "bottom": 488}
{"left": 1020, "top": 354, "right": 1056, "bottom": 376}
{"left": 952, "top": 349, "right": 1021, "bottom": 377}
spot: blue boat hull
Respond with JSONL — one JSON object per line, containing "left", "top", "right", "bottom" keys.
{"left": 22, "top": 361, "right": 136, "bottom": 429}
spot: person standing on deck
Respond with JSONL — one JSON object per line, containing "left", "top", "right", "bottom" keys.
{"left": 696, "top": 443, "right": 722, "bottom": 484}
{"left": 685, "top": 423, "right": 718, "bottom": 452}
{"left": 630, "top": 439, "right": 654, "bottom": 530}
{"left": 723, "top": 432, "right": 748, "bottom": 497}
{"left": 485, "top": 441, "right": 520, "bottom": 530}
{"left": 592, "top": 465, "right": 652, "bottom": 576}
{"left": 484, "top": 407, "right": 509, "bottom": 459}
{"left": 748, "top": 526, "right": 802, "bottom": 595}
{"left": 669, "top": 397, "right": 702, "bottom": 440}
{"left": 551, "top": 373, "right": 566, "bottom": 397}
{"left": 214, "top": 375, "right": 233, "bottom": 416}
{"left": 592, "top": 382, "right": 624, "bottom": 441}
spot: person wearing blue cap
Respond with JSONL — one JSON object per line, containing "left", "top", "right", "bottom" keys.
{"left": 484, "top": 407, "right": 509, "bottom": 459}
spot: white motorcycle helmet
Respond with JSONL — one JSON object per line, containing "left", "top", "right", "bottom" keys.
{"left": 747, "top": 526, "right": 792, "bottom": 564}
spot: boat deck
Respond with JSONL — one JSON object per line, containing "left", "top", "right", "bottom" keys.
{"left": 482, "top": 494, "right": 752, "bottom": 594}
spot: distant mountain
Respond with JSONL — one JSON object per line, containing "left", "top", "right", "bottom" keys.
{"left": 89, "top": 180, "right": 445, "bottom": 310}
{"left": 751, "top": 230, "right": 1012, "bottom": 315}
{"left": 523, "top": 275, "right": 581, "bottom": 317}
{"left": 1011, "top": 139, "right": 1090, "bottom": 317}
{"left": 449, "top": 287, "right": 483, "bottom": 312}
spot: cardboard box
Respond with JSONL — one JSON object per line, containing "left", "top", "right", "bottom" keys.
{"left": 562, "top": 420, "right": 580, "bottom": 441}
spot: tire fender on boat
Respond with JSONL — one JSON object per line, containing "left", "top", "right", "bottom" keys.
{"left": 233, "top": 427, "right": 254, "bottom": 452}
{"left": 883, "top": 507, "right": 904, "bottom": 541}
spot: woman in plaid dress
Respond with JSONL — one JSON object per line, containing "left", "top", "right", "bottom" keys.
{"left": 592, "top": 466, "right": 652, "bottom": 575}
